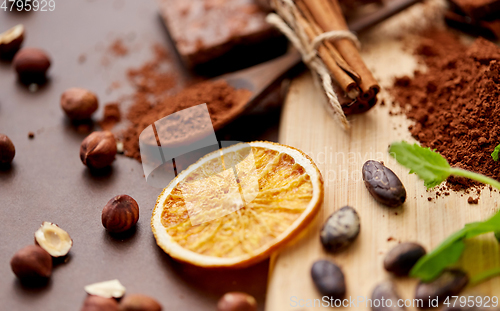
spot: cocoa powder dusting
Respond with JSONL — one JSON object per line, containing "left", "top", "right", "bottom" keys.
{"left": 391, "top": 29, "right": 500, "bottom": 190}
{"left": 126, "top": 44, "right": 177, "bottom": 97}
{"left": 122, "top": 80, "right": 251, "bottom": 161}
{"left": 118, "top": 45, "right": 251, "bottom": 161}
{"left": 99, "top": 103, "right": 121, "bottom": 131}
{"left": 109, "top": 39, "right": 129, "bottom": 57}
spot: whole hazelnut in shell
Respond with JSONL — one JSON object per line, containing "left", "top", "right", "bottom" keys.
{"left": 120, "top": 294, "right": 162, "bottom": 311}
{"left": 80, "top": 295, "right": 119, "bottom": 311}
{"left": 61, "top": 88, "right": 99, "bottom": 120}
{"left": 0, "top": 133, "right": 15, "bottom": 164}
{"left": 217, "top": 292, "right": 257, "bottom": 311}
{"left": 80, "top": 131, "right": 117, "bottom": 170}
{"left": 10, "top": 245, "right": 52, "bottom": 280}
{"left": 12, "top": 47, "right": 51, "bottom": 83}
{"left": 102, "top": 195, "right": 139, "bottom": 233}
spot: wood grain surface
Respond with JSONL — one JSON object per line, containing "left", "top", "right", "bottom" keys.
{"left": 267, "top": 4, "right": 500, "bottom": 310}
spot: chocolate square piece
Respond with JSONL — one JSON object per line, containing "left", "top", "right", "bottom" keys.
{"left": 159, "top": 0, "right": 286, "bottom": 71}
{"left": 448, "top": 0, "right": 500, "bottom": 20}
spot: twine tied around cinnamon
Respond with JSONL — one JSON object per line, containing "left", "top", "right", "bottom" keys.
{"left": 266, "top": 0, "right": 361, "bottom": 129}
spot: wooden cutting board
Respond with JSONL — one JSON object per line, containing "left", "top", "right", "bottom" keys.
{"left": 266, "top": 5, "right": 500, "bottom": 311}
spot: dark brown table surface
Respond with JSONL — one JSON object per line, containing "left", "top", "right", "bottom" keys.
{"left": 0, "top": 1, "right": 278, "bottom": 310}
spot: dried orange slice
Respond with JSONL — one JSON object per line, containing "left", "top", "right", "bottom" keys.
{"left": 151, "top": 141, "right": 324, "bottom": 268}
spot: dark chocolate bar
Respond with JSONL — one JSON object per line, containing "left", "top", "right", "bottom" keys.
{"left": 158, "top": 0, "right": 287, "bottom": 73}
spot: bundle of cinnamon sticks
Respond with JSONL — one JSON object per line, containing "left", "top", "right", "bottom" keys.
{"left": 270, "top": 0, "right": 380, "bottom": 116}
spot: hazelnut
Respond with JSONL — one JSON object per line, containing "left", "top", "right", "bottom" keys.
{"left": 217, "top": 292, "right": 257, "bottom": 311}
{"left": 119, "top": 294, "right": 162, "bottom": 311}
{"left": 0, "top": 133, "right": 15, "bottom": 164}
{"left": 12, "top": 47, "right": 51, "bottom": 83}
{"left": 80, "top": 131, "right": 117, "bottom": 169}
{"left": 80, "top": 295, "right": 119, "bottom": 311}
{"left": 10, "top": 245, "right": 52, "bottom": 280}
{"left": 61, "top": 88, "right": 99, "bottom": 120}
{"left": 35, "top": 222, "right": 73, "bottom": 257}
{"left": 102, "top": 195, "right": 139, "bottom": 233}
{"left": 0, "top": 24, "right": 24, "bottom": 59}
{"left": 84, "top": 279, "right": 126, "bottom": 299}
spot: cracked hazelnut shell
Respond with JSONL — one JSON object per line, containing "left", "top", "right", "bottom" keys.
{"left": 0, "top": 24, "right": 24, "bottom": 59}
{"left": 80, "top": 131, "right": 117, "bottom": 169}
{"left": 35, "top": 222, "right": 73, "bottom": 257}
{"left": 80, "top": 295, "right": 119, "bottom": 311}
{"left": 84, "top": 279, "right": 126, "bottom": 299}
{"left": 10, "top": 245, "right": 52, "bottom": 280}
{"left": 61, "top": 88, "right": 99, "bottom": 120}
{"left": 0, "top": 133, "right": 15, "bottom": 164}
{"left": 102, "top": 195, "right": 139, "bottom": 233}
{"left": 120, "top": 294, "right": 162, "bottom": 311}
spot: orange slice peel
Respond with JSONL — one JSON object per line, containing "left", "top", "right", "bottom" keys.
{"left": 152, "top": 141, "right": 324, "bottom": 268}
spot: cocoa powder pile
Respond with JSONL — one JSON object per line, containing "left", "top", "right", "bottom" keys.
{"left": 102, "top": 44, "right": 252, "bottom": 161}
{"left": 391, "top": 29, "right": 500, "bottom": 190}
{"left": 120, "top": 45, "right": 251, "bottom": 161}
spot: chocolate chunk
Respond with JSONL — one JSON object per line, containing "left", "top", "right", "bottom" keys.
{"left": 158, "top": 0, "right": 286, "bottom": 73}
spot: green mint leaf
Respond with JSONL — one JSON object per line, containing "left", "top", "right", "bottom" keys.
{"left": 470, "top": 267, "right": 500, "bottom": 285}
{"left": 410, "top": 210, "right": 500, "bottom": 282}
{"left": 463, "top": 210, "right": 500, "bottom": 239}
{"left": 389, "top": 142, "right": 451, "bottom": 188}
{"left": 409, "top": 230, "right": 466, "bottom": 281}
{"left": 492, "top": 144, "right": 500, "bottom": 161}
{"left": 389, "top": 141, "right": 500, "bottom": 190}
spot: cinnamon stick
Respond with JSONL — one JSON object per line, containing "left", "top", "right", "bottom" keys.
{"left": 295, "top": 0, "right": 362, "bottom": 85}
{"left": 302, "top": 0, "right": 380, "bottom": 100}
{"left": 295, "top": 12, "right": 360, "bottom": 98}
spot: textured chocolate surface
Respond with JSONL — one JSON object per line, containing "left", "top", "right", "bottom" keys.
{"left": 158, "top": 0, "right": 287, "bottom": 70}
{"left": 0, "top": 1, "right": 270, "bottom": 310}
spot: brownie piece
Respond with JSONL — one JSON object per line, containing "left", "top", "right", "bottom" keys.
{"left": 448, "top": 0, "right": 500, "bottom": 20}
{"left": 158, "top": 0, "right": 286, "bottom": 70}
